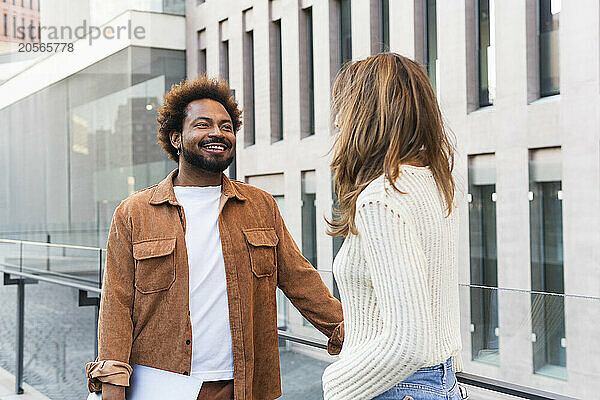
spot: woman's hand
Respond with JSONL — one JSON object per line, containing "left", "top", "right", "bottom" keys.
{"left": 101, "top": 382, "right": 126, "bottom": 400}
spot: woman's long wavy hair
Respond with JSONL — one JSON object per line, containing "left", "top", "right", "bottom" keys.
{"left": 326, "top": 53, "right": 455, "bottom": 238}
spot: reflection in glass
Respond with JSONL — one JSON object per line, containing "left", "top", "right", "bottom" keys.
{"left": 529, "top": 149, "right": 566, "bottom": 379}
{"left": 539, "top": 0, "right": 560, "bottom": 96}
{"left": 478, "top": 0, "right": 495, "bottom": 106}
{"left": 468, "top": 155, "right": 499, "bottom": 364}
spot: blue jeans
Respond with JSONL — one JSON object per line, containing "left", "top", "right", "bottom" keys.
{"left": 371, "top": 359, "right": 463, "bottom": 400}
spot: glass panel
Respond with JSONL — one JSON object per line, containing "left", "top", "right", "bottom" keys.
{"left": 539, "top": 0, "right": 560, "bottom": 96}
{"left": 279, "top": 339, "right": 331, "bottom": 400}
{"left": 459, "top": 285, "right": 598, "bottom": 397}
{"left": 22, "top": 281, "right": 97, "bottom": 400}
{"left": 278, "top": 269, "right": 337, "bottom": 336}
{"left": 0, "top": 241, "right": 20, "bottom": 376}
{"left": 276, "top": 288, "right": 287, "bottom": 330}
{"left": 0, "top": 283, "right": 17, "bottom": 376}
{"left": 339, "top": 0, "right": 352, "bottom": 66}
{"left": 162, "top": 0, "right": 185, "bottom": 15}
{"left": 478, "top": 0, "right": 496, "bottom": 106}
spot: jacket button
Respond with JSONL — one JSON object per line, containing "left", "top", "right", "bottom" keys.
{"left": 186, "top": 340, "right": 191, "bottom": 345}
{"left": 183, "top": 371, "right": 188, "bottom": 375}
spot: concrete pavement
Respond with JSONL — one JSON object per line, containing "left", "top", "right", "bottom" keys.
{"left": 0, "top": 367, "right": 49, "bottom": 400}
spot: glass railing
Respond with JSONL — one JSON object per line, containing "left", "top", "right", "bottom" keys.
{"left": 0, "top": 239, "right": 102, "bottom": 399}
{"left": 458, "top": 283, "right": 597, "bottom": 399}
{"left": 1, "top": 239, "right": 596, "bottom": 399}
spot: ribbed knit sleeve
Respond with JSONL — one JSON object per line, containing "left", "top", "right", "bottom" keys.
{"left": 322, "top": 199, "right": 434, "bottom": 400}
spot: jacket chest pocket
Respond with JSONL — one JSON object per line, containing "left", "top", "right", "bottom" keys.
{"left": 132, "top": 237, "right": 176, "bottom": 294}
{"left": 243, "top": 228, "right": 279, "bottom": 278}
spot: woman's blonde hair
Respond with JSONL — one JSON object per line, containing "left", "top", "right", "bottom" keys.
{"left": 326, "top": 53, "right": 455, "bottom": 237}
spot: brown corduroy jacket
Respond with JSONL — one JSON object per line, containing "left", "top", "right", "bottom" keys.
{"left": 85, "top": 169, "right": 344, "bottom": 400}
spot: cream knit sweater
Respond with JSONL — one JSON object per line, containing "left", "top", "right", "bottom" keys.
{"left": 322, "top": 166, "right": 462, "bottom": 400}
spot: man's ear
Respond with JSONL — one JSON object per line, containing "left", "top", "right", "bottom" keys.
{"left": 170, "top": 131, "right": 181, "bottom": 149}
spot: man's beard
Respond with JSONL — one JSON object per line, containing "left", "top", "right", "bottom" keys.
{"left": 181, "top": 141, "right": 234, "bottom": 173}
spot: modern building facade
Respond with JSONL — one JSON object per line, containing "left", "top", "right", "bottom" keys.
{"left": 187, "top": 0, "right": 599, "bottom": 398}
{"left": 0, "top": 0, "right": 187, "bottom": 247}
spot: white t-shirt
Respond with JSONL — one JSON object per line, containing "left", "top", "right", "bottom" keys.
{"left": 173, "top": 185, "right": 234, "bottom": 382}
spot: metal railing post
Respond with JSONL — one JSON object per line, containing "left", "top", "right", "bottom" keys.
{"left": 16, "top": 277, "right": 25, "bottom": 394}
{"left": 46, "top": 233, "right": 51, "bottom": 271}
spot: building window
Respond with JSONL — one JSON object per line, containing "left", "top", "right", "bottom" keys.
{"left": 270, "top": 18, "right": 283, "bottom": 142}
{"left": 468, "top": 154, "right": 499, "bottom": 365}
{"left": 372, "top": 0, "right": 389, "bottom": 53}
{"left": 425, "top": 0, "right": 438, "bottom": 92}
{"left": 13, "top": 16, "right": 16, "bottom": 38}
{"left": 301, "top": 7, "right": 315, "bottom": 137}
{"left": 301, "top": 170, "right": 317, "bottom": 267}
{"left": 379, "top": 0, "right": 390, "bottom": 52}
{"left": 3, "top": 14, "right": 7, "bottom": 36}
{"left": 21, "top": 17, "right": 24, "bottom": 39}
{"left": 529, "top": 147, "right": 566, "bottom": 380}
{"left": 339, "top": 0, "right": 352, "bottom": 67}
{"left": 197, "top": 29, "right": 206, "bottom": 76}
{"left": 218, "top": 40, "right": 229, "bottom": 82}
{"left": 478, "top": 0, "right": 495, "bottom": 106}
{"left": 219, "top": 19, "right": 229, "bottom": 82}
{"left": 243, "top": 29, "right": 255, "bottom": 147}
{"left": 539, "top": 0, "right": 560, "bottom": 96}
{"left": 29, "top": 0, "right": 32, "bottom": 9}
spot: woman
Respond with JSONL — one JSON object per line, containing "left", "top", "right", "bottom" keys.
{"left": 322, "top": 53, "right": 464, "bottom": 400}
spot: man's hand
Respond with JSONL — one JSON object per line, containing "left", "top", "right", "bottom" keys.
{"left": 101, "top": 382, "right": 126, "bottom": 400}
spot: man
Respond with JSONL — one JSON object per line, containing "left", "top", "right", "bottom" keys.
{"left": 85, "top": 77, "right": 344, "bottom": 400}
